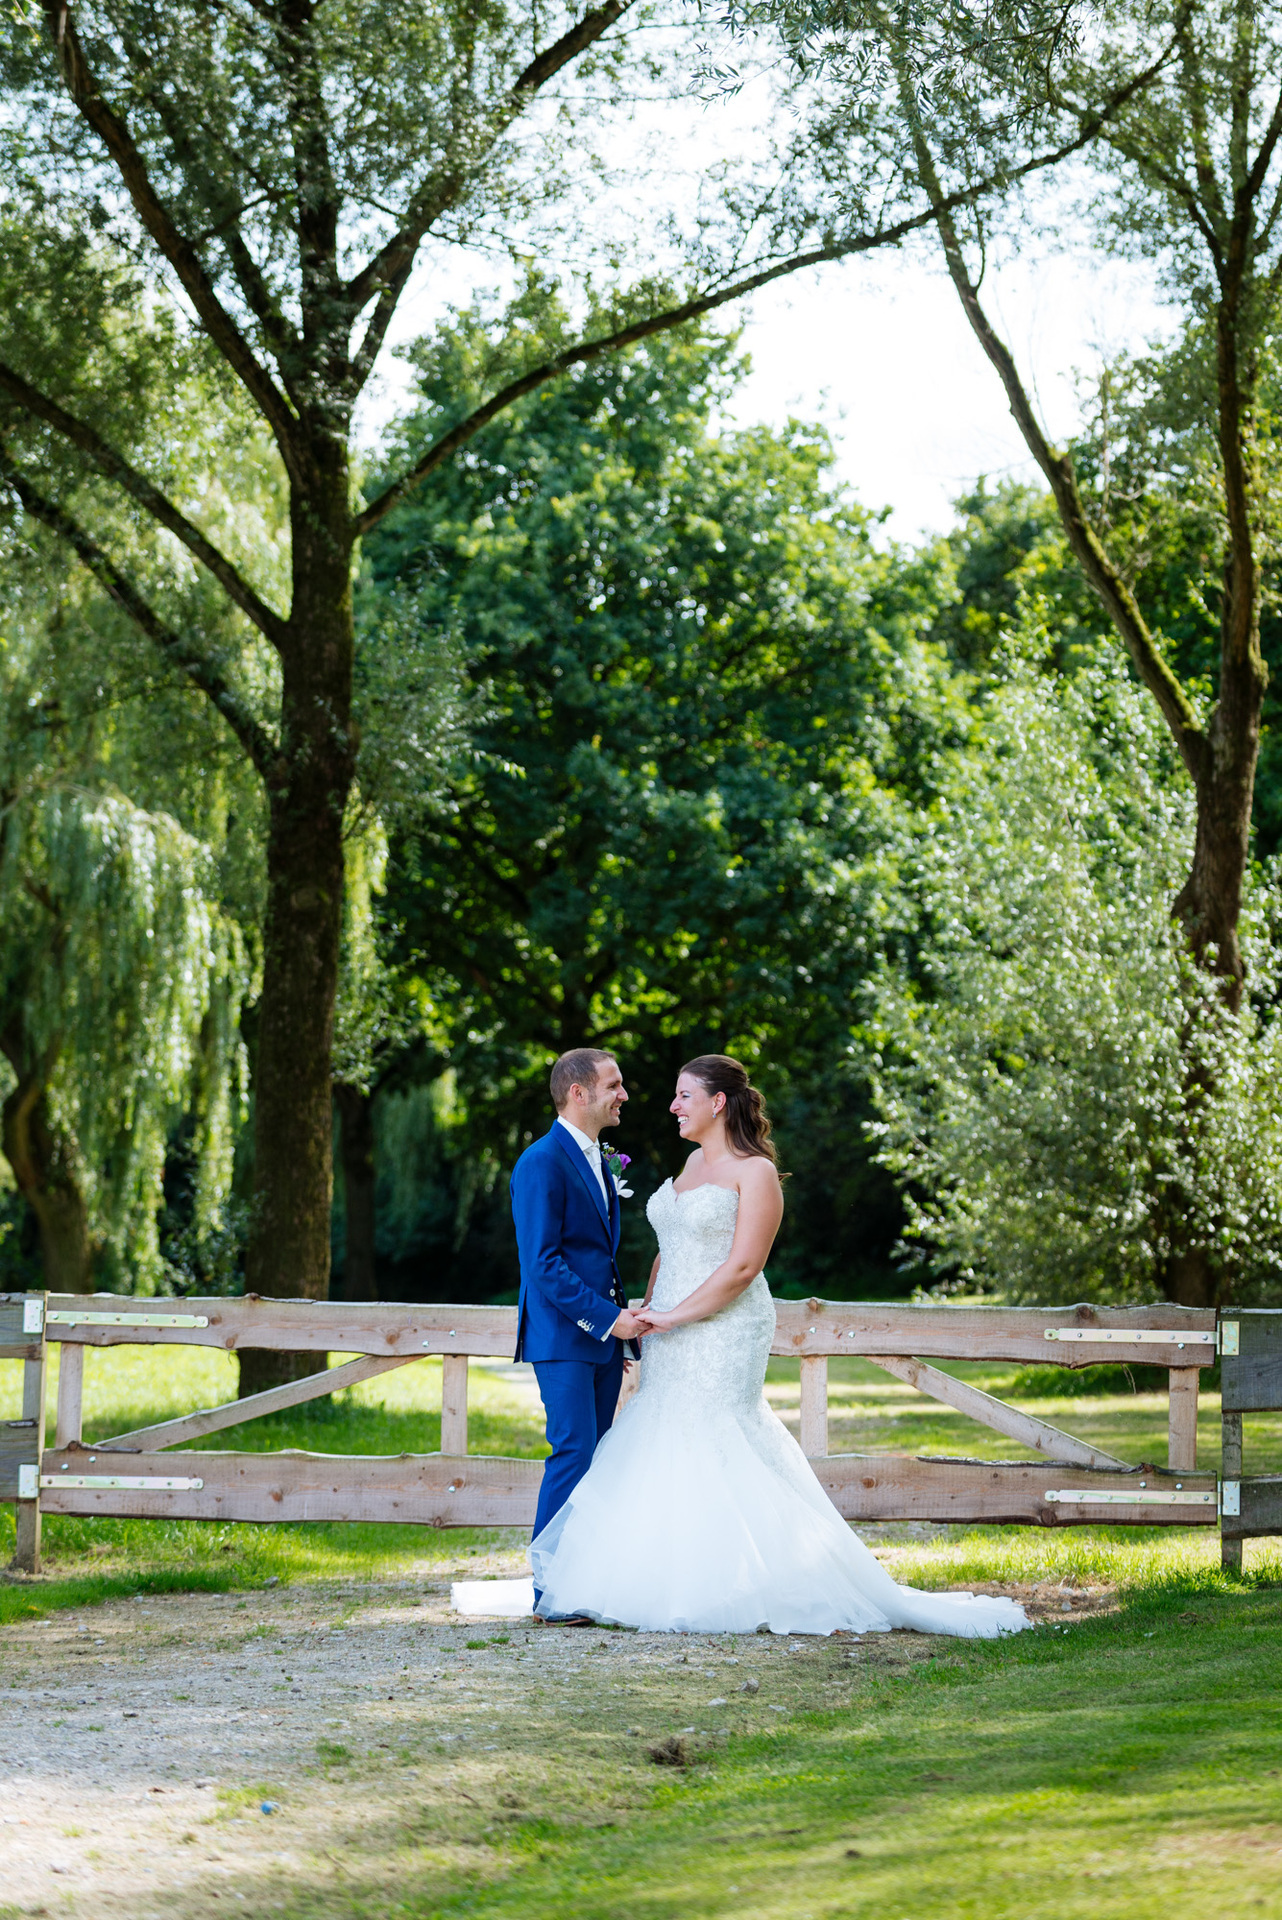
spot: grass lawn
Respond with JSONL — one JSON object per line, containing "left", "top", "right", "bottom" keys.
{"left": 399, "top": 1577, "right": 1282, "bottom": 1920}
{"left": 1, "top": 1340, "right": 1281, "bottom": 1916}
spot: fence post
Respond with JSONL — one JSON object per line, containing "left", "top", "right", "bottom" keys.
{"left": 799, "top": 1355, "right": 829, "bottom": 1457}
{"left": 1168, "top": 1367, "right": 1199, "bottom": 1471}
{"left": 1221, "top": 1408, "right": 1242, "bottom": 1573}
{"left": 441, "top": 1354, "right": 469, "bottom": 1455}
{"left": 55, "top": 1341, "right": 84, "bottom": 1449}
{"left": 11, "top": 1299, "right": 47, "bottom": 1575}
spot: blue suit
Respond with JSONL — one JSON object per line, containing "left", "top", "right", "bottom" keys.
{"left": 510, "top": 1124, "right": 630, "bottom": 1589}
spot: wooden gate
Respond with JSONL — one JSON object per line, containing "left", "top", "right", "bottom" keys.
{"left": 2, "top": 1291, "right": 1224, "bottom": 1574}
{"left": 1218, "top": 1308, "right": 1282, "bottom": 1570}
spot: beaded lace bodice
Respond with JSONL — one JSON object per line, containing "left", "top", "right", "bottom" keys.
{"left": 641, "top": 1178, "right": 776, "bottom": 1408}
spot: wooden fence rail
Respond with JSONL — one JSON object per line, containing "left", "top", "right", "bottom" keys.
{"left": 2, "top": 1292, "right": 1227, "bottom": 1575}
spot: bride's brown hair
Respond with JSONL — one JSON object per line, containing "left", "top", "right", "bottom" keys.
{"left": 680, "top": 1055, "right": 779, "bottom": 1166}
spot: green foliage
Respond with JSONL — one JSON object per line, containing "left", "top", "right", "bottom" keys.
{"left": 365, "top": 320, "right": 969, "bottom": 1294}
{"left": 0, "top": 547, "right": 256, "bottom": 1290}
{"left": 865, "top": 642, "right": 1282, "bottom": 1303}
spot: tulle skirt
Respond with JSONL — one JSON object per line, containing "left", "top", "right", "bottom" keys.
{"left": 527, "top": 1377, "right": 1029, "bottom": 1640}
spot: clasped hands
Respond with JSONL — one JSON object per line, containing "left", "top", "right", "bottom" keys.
{"left": 609, "top": 1305, "right": 673, "bottom": 1340}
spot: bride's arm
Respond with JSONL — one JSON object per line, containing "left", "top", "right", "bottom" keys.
{"left": 634, "top": 1162, "right": 783, "bottom": 1330}
{"left": 641, "top": 1254, "right": 661, "bottom": 1307}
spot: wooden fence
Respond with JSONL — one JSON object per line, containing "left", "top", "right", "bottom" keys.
{"left": 1218, "top": 1307, "right": 1282, "bottom": 1571}
{"left": 1, "top": 1291, "right": 1234, "bottom": 1575}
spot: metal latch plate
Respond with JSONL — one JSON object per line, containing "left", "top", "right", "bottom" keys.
{"left": 17, "top": 1464, "right": 38, "bottom": 1499}
{"left": 1220, "top": 1480, "right": 1241, "bottom": 1516}
{"left": 1044, "top": 1328, "right": 1214, "bottom": 1347}
{"left": 47, "top": 1311, "right": 209, "bottom": 1329}
{"left": 1045, "top": 1488, "right": 1216, "bottom": 1507}
{"left": 22, "top": 1299, "right": 44, "bottom": 1335}
{"left": 41, "top": 1474, "right": 204, "bottom": 1491}
{"left": 1220, "top": 1321, "right": 1240, "bottom": 1356}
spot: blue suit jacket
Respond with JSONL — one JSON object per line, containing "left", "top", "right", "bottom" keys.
{"left": 511, "top": 1124, "right": 627, "bottom": 1363}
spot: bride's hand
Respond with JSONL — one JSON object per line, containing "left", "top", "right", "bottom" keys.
{"left": 633, "top": 1307, "right": 674, "bottom": 1334}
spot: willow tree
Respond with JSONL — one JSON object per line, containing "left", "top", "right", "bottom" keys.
{"left": 0, "top": 575, "right": 250, "bottom": 1292}
{"left": 0, "top": 0, "right": 1006, "bottom": 1364}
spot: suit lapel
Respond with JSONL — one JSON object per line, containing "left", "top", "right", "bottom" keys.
{"left": 551, "top": 1123, "right": 611, "bottom": 1229}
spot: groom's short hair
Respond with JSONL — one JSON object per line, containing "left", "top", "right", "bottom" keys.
{"left": 550, "top": 1047, "right": 616, "bottom": 1111}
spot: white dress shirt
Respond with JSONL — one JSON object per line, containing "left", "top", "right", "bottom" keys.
{"left": 557, "top": 1114, "right": 608, "bottom": 1204}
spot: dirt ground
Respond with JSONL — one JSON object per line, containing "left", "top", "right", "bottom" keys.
{"left": 0, "top": 1537, "right": 1109, "bottom": 1920}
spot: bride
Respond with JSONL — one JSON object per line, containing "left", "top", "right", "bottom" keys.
{"left": 527, "top": 1054, "right": 1030, "bottom": 1638}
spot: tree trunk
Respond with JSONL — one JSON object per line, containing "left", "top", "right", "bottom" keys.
{"left": 335, "top": 1082, "right": 378, "bottom": 1302}
{"left": 0, "top": 1054, "right": 93, "bottom": 1292}
{"left": 240, "top": 440, "right": 356, "bottom": 1396}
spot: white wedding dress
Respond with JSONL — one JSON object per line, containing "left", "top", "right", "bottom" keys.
{"left": 456, "top": 1180, "right": 1030, "bottom": 1637}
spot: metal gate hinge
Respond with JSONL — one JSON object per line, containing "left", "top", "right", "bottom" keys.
{"left": 22, "top": 1299, "right": 44, "bottom": 1335}
{"left": 46, "top": 1310, "right": 209, "bottom": 1330}
{"left": 17, "top": 1464, "right": 38, "bottom": 1499}
{"left": 1045, "top": 1487, "right": 1215, "bottom": 1507}
{"left": 1044, "top": 1328, "right": 1214, "bottom": 1348}
{"left": 41, "top": 1474, "right": 204, "bottom": 1491}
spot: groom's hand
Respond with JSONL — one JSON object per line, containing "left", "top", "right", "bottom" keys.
{"left": 610, "top": 1310, "right": 643, "bottom": 1340}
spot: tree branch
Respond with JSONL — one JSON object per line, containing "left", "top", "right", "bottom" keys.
{"left": 345, "top": 0, "right": 635, "bottom": 385}
{"left": 0, "top": 446, "right": 279, "bottom": 778}
{"left": 0, "top": 361, "right": 289, "bottom": 647}
{"left": 356, "top": 114, "right": 1114, "bottom": 537}
{"left": 897, "top": 66, "right": 1207, "bottom": 781}
{"left": 40, "top": 0, "right": 302, "bottom": 477}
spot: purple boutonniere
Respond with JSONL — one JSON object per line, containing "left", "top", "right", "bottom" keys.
{"left": 601, "top": 1144, "right": 633, "bottom": 1198}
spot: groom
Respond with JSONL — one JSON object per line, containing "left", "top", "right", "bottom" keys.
{"left": 510, "top": 1048, "right": 642, "bottom": 1614}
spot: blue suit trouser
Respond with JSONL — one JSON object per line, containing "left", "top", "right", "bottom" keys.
{"left": 531, "top": 1347, "right": 625, "bottom": 1603}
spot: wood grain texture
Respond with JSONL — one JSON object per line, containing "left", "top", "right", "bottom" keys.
{"left": 55, "top": 1342, "right": 84, "bottom": 1449}
{"left": 813, "top": 1454, "right": 1218, "bottom": 1528}
{"left": 866, "top": 1355, "right": 1129, "bottom": 1470}
{"left": 94, "top": 1352, "right": 423, "bottom": 1453}
{"left": 440, "top": 1355, "right": 469, "bottom": 1456}
{"left": 0, "top": 1292, "right": 43, "bottom": 1363}
{"left": 771, "top": 1299, "right": 1217, "bottom": 1367}
{"left": 38, "top": 1447, "right": 543, "bottom": 1526}
{"left": 1220, "top": 1310, "right": 1282, "bottom": 1411}
{"left": 0, "top": 1421, "right": 40, "bottom": 1502}
{"left": 1234, "top": 1476, "right": 1282, "bottom": 1538}
{"left": 1221, "top": 1408, "right": 1244, "bottom": 1565}
{"left": 799, "top": 1355, "right": 829, "bottom": 1457}
{"left": 1167, "top": 1367, "right": 1199, "bottom": 1472}
{"left": 11, "top": 1350, "right": 46, "bottom": 1570}
{"left": 41, "top": 1293, "right": 1217, "bottom": 1368}
{"left": 43, "top": 1293, "right": 520, "bottom": 1356}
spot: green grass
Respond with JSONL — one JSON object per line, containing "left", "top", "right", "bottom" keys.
{"left": 379, "top": 1575, "right": 1282, "bottom": 1920}
{"left": 4, "top": 1343, "right": 1282, "bottom": 1916}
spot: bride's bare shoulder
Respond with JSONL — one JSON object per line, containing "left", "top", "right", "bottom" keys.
{"left": 734, "top": 1154, "right": 782, "bottom": 1194}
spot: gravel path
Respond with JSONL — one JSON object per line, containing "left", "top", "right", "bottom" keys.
{"left": 0, "top": 1544, "right": 1102, "bottom": 1918}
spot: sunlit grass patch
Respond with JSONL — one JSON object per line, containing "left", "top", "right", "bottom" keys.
{"left": 374, "top": 1584, "right": 1282, "bottom": 1920}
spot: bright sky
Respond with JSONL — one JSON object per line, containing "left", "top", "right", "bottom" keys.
{"left": 358, "top": 58, "right": 1179, "bottom": 550}
{"left": 722, "top": 237, "right": 1176, "bottom": 543}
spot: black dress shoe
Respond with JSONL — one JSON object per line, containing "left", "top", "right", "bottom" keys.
{"left": 533, "top": 1612, "right": 594, "bottom": 1627}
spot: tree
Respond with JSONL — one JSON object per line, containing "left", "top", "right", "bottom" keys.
{"left": 367, "top": 321, "right": 968, "bottom": 1294}
{"left": 865, "top": 640, "right": 1282, "bottom": 1305}
{"left": 746, "top": 0, "right": 1282, "bottom": 1301}
{"left": 1, "top": 0, "right": 999, "bottom": 1356}
{"left": 0, "top": 539, "right": 252, "bottom": 1291}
